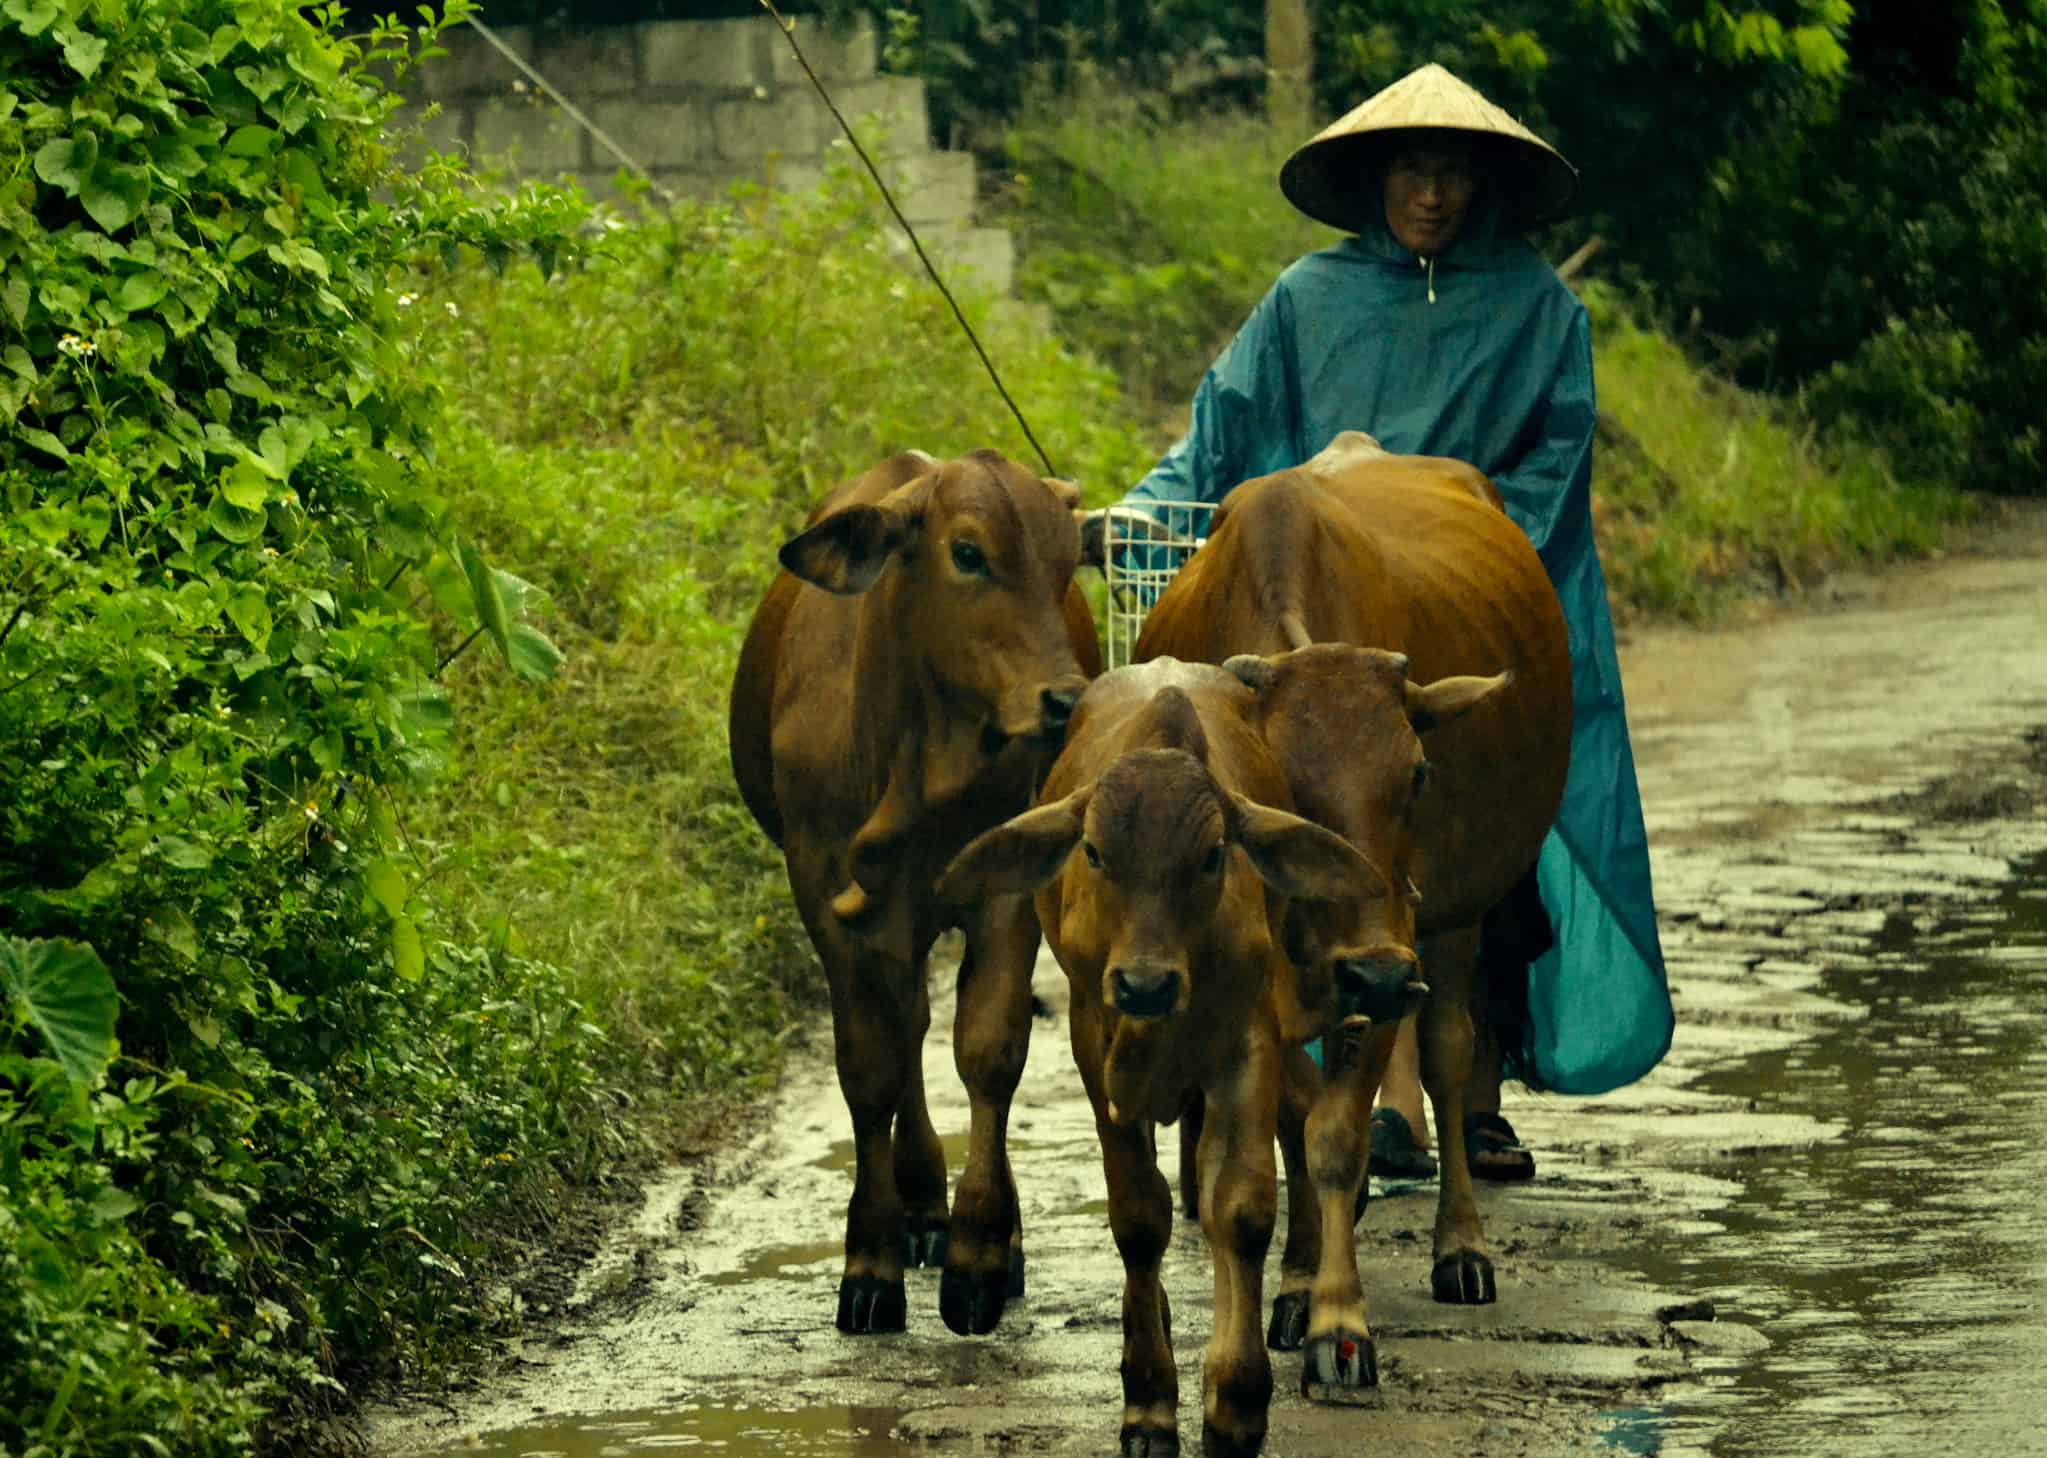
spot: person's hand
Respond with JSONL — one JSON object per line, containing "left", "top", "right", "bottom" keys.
{"left": 1077, "top": 507, "right": 1109, "bottom": 569}
{"left": 1076, "top": 507, "right": 1198, "bottom": 570}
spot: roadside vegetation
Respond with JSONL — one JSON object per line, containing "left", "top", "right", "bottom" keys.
{"left": 0, "top": 4, "right": 2006, "bottom": 1457}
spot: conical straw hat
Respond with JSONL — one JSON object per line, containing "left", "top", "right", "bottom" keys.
{"left": 1279, "top": 63, "right": 1576, "bottom": 234}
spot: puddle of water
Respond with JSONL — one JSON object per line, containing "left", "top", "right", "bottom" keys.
{"left": 421, "top": 1403, "right": 904, "bottom": 1457}
{"left": 1611, "top": 848, "right": 2047, "bottom": 1456}
{"left": 809, "top": 1130, "right": 973, "bottom": 1175}
{"left": 697, "top": 1241, "right": 841, "bottom": 1288}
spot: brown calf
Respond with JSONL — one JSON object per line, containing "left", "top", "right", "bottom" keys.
{"left": 940, "top": 659, "right": 1387, "bottom": 1458}
{"left": 728, "top": 449, "right": 1099, "bottom": 1335}
{"left": 1133, "top": 432, "right": 1573, "bottom": 1394}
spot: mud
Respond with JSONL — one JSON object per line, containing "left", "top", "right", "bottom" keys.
{"left": 368, "top": 507, "right": 2047, "bottom": 1458}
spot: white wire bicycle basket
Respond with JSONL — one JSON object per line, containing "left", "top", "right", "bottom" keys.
{"left": 1101, "top": 501, "right": 1215, "bottom": 668}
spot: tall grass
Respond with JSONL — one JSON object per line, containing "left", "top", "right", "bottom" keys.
{"left": 989, "top": 78, "right": 1341, "bottom": 423}
{"left": 1584, "top": 284, "right": 1972, "bottom": 621}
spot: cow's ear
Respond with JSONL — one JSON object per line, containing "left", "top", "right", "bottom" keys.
{"left": 1405, "top": 670, "right": 1512, "bottom": 734}
{"left": 1225, "top": 793, "right": 1391, "bottom": 902}
{"left": 779, "top": 478, "right": 931, "bottom": 594}
{"left": 938, "top": 787, "right": 1092, "bottom": 903}
{"left": 1222, "top": 653, "right": 1276, "bottom": 695}
{"left": 1045, "top": 476, "right": 1085, "bottom": 512}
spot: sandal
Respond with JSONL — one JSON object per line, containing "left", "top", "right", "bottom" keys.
{"left": 1367, "top": 1108, "right": 1438, "bottom": 1180}
{"left": 1464, "top": 1111, "right": 1536, "bottom": 1182}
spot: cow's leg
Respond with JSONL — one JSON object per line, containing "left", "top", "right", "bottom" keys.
{"left": 894, "top": 963, "right": 949, "bottom": 1272}
{"left": 1299, "top": 1021, "right": 1398, "bottom": 1398}
{"left": 825, "top": 950, "right": 923, "bottom": 1333}
{"left": 1197, "top": 1041, "right": 1278, "bottom": 1458}
{"left": 1072, "top": 998, "right": 1178, "bottom": 1458}
{"left": 1418, "top": 926, "right": 1494, "bottom": 1304}
{"left": 942, "top": 894, "right": 1039, "bottom": 1335}
{"left": 1266, "top": 1044, "right": 1322, "bottom": 1352}
{"left": 788, "top": 840, "right": 920, "bottom": 1335}
{"left": 1177, "top": 1091, "right": 1204, "bottom": 1221}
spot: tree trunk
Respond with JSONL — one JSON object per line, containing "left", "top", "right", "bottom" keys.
{"left": 1266, "top": 0, "right": 1312, "bottom": 136}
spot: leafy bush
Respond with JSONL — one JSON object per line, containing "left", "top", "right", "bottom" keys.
{"left": 0, "top": 1, "right": 603, "bottom": 1450}
{"left": 1802, "top": 312, "right": 1984, "bottom": 494}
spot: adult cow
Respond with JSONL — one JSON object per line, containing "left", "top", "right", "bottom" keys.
{"left": 728, "top": 448, "right": 1099, "bottom": 1335}
{"left": 1132, "top": 431, "right": 1574, "bottom": 1389}
{"left": 939, "top": 658, "right": 1396, "bottom": 1458}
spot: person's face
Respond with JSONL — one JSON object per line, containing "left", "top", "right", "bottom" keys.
{"left": 1382, "top": 145, "right": 1478, "bottom": 256}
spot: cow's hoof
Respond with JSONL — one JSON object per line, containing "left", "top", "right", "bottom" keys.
{"left": 1199, "top": 1418, "right": 1265, "bottom": 1458}
{"left": 835, "top": 1274, "right": 907, "bottom": 1333}
{"left": 1302, "top": 1330, "right": 1379, "bottom": 1401}
{"left": 1118, "top": 1421, "right": 1179, "bottom": 1458}
{"left": 1430, "top": 1252, "right": 1496, "bottom": 1305}
{"left": 939, "top": 1266, "right": 1010, "bottom": 1336}
{"left": 1265, "top": 1290, "right": 1309, "bottom": 1351}
{"left": 904, "top": 1219, "right": 950, "bottom": 1270}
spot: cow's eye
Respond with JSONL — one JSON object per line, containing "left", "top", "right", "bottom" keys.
{"left": 1412, "top": 761, "right": 1431, "bottom": 798}
{"left": 1082, "top": 841, "right": 1102, "bottom": 869}
{"left": 950, "top": 539, "right": 988, "bottom": 575}
{"left": 1200, "top": 844, "right": 1225, "bottom": 875}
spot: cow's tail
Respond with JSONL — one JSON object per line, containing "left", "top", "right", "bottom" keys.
{"left": 1480, "top": 863, "right": 1550, "bottom": 1091}
{"left": 1234, "top": 478, "right": 1321, "bottom": 652}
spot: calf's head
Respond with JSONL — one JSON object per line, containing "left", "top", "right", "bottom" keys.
{"left": 1225, "top": 644, "right": 1510, "bottom": 1029}
{"left": 940, "top": 695, "right": 1387, "bottom": 1119}
{"left": 779, "top": 450, "right": 1089, "bottom": 751}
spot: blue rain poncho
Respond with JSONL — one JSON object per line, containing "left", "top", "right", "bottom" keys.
{"left": 1124, "top": 205, "right": 1672, "bottom": 1096}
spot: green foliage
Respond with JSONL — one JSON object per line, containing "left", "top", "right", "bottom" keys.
{"left": 1, "top": 936, "right": 116, "bottom": 1090}
{"left": 440, "top": 158, "right": 1153, "bottom": 495}
{"left": 990, "top": 82, "right": 1337, "bottom": 421}
{"left": 1674, "top": 5, "right": 2047, "bottom": 494}
{"left": 1583, "top": 283, "right": 1970, "bottom": 620}
{"left": 0, "top": 0, "right": 600, "bottom": 1450}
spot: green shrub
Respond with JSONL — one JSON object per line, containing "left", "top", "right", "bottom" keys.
{"left": 1803, "top": 313, "right": 1983, "bottom": 493}
{"left": 0, "top": 1, "right": 602, "bottom": 1450}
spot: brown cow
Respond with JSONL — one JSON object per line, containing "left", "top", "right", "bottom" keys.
{"left": 1133, "top": 431, "right": 1573, "bottom": 1394}
{"left": 939, "top": 658, "right": 1390, "bottom": 1458}
{"left": 728, "top": 448, "right": 1100, "bottom": 1335}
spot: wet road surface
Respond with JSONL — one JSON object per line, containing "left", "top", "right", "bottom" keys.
{"left": 370, "top": 531, "right": 2047, "bottom": 1458}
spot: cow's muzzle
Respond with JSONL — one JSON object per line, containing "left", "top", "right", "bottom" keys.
{"left": 1107, "top": 962, "right": 1182, "bottom": 1020}
{"left": 1334, "top": 952, "right": 1429, "bottom": 1027}
{"left": 1018, "top": 676, "right": 1086, "bottom": 750}
{"left": 991, "top": 674, "right": 1087, "bottom": 754}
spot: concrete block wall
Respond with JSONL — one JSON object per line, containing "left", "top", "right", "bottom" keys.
{"left": 399, "top": 14, "right": 1012, "bottom": 292}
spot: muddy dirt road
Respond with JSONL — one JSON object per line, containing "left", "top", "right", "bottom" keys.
{"left": 370, "top": 520, "right": 2047, "bottom": 1458}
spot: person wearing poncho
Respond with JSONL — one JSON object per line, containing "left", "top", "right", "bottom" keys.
{"left": 1113, "top": 63, "right": 1672, "bottom": 1180}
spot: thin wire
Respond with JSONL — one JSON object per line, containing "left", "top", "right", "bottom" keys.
{"left": 462, "top": 18, "right": 681, "bottom": 207}
{"left": 756, "top": 0, "right": 1059, "bottom": 479}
